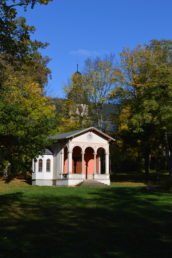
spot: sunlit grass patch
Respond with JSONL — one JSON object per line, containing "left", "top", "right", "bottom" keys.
{"left": 110, "top": 181, "right": 146, "bottom": 187}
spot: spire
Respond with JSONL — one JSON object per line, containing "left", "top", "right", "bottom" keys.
{"left": 74, "top": 64, "right": 82, "bottom": 76}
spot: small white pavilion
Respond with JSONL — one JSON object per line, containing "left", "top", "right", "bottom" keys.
{"left": 32, "top": 127, "right": 115, "bottom": 186}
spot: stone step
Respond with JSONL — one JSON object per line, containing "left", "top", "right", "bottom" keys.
{"left": 77, "top": 179, "right": 108, "bottom": 187}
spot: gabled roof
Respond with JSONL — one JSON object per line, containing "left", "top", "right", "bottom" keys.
{"left": 50, "top": 127, "right": 115, "bottom": 142}
{"left": 41, "top": 148, "right": 53, "bottom": 155}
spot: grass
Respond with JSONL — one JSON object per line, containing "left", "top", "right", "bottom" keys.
{"left": 0, "top": 180, "right": 172, "bottom": 258}
{"left": 111, "top": 181, "right": 146, "bottom": 187}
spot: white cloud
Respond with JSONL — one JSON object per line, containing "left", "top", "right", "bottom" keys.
{"left": 69, "top": 49, "right": 107, "bottom": 57}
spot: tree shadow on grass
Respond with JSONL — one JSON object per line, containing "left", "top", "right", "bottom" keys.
{"left": 111, "top": 172, "right": 170, "bottom": 184}
{"left": 0, "top": 188, "right": 172, "bottom": 258}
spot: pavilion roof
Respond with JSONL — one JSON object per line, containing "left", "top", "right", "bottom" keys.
{"left": 50, "top": 127, "right": 115, "bottom": 142}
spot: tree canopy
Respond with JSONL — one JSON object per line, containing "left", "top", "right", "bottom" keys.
{"left": 1, "top": 0, "right": 172, "bottom": 179}
{"left": 110, "top": 40, "right": 172, "bottom": 176}
{"left": 63, "top": 40, "right": 172, "bottom": 177}
{"left": 0, "top": 0, "right": 57, "bottom": 176}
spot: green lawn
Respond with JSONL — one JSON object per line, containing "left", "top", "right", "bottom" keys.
{"left": 0, "top": 181, "right": 172, "bottom": 258}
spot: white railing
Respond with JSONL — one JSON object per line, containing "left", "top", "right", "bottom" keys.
{"left": 59, "top": 173, "right": 85, "bottom": 180}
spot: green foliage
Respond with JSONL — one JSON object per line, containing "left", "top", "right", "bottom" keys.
{"left": 111, "top": 40, "right": 172, "bottom": 175}
{"left": 0, "top": 0, "right": 57, "bottom": 175}
{"left": 0, "top": 2, "right": 51, "bottom": 87}
{"left": 0, "top": 67, "right": 57, "bottom": 175}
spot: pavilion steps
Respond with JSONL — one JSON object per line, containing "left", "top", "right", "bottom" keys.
{"left": 77, "top": 179, "right": 108, "bottom": 187}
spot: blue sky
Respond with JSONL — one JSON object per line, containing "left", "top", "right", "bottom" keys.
{"left": 17, "top": 0, "right": 172, "bottom": 97}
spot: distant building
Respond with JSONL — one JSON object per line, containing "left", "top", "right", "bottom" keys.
{"left": 53, "top": 97, "right": 119, "bottom": 132}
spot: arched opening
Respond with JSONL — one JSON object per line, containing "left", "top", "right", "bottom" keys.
{"left": 64, "top": 146, "right": 68, "bottom": 174}
{"left": 38, "top": 159, "right": 43, "bottom": 172}
{"left": 84, "top": 147, "right": 94, "bottom": 179}
{"left": 72, "top": 146, "right": 82, "bottom": 174}
{"left": 97, "top": 148, "right": 105, "bottom": 174}
{"left": 46, "top": 159, "right": 51, "bottom": 172}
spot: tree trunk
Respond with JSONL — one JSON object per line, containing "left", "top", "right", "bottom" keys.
{"left": 144, "top": 151, "right": 151, "bottom": 179}
{"left": 169, "top": 150, "right": 172, "bottom": 177}
{"left": 3, "top": 165, "right": 8, "bottom": 177}
{"left": 164, "top": 132, "right": 172, "bottom": 177}
{"left": 155, "top": 154, "right": 161, "bottom": 181}
{"left": 164, "top": 131, "right": 170, "bottom": 170}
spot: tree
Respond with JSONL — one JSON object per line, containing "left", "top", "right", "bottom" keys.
{"left": 63, "top": 55, "right": 121, "bottom": 131}
{"left": 111, "top": 40, "right": 172, "bottom": 176}
{"left": 0, "top": 1, "right": 51, "bottom": 88}
{"left": 60, "top": 71, "right": 90, "bottom": 131}
{"left": 0, "top": 0, "right": 57, "bottom": 176}
{"left": 84, "top": 55, "right": 120, "bottom": 129}
{"left": 0, "top": 82, "right": 56, "bottom": 176}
